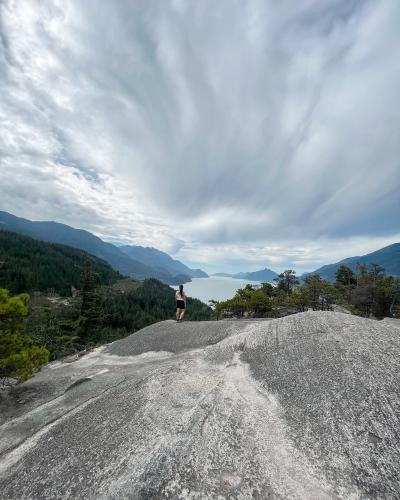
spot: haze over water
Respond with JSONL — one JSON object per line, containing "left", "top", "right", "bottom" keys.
{"left": 181, "top": 276, "right": 260, "bottom": 305}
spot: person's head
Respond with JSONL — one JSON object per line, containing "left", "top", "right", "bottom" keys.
{"left": 179, "top": 284, "right": 183, "bottom": 296}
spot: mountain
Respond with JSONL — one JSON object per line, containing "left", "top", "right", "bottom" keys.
{"left": 233, "top": 268, "right": 278, "bottom": 281}
{"left": 0, "top": 211, "right": 189, "bottom": 285}
{"left": 119, "top": 245, "right": 208, "bottom": 279}
{"left": 213, "top": 267, "right": 277, "bottom": 282}
{"left": 189, "top": 268, "right": 208, "bottom": 278}
{"left": 302, "top": 243, "right": 400, "bottom": 282}
{"left": 0, "top": 230, "right": 122, "bottom": 295}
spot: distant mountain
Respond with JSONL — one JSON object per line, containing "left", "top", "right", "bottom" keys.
{"left": 213, "top": 268, "right": 277, "bottom": 282}
{"left": 0, "top": 211, "right": 189, "bottom": 285}
{"left": 302, "top": 243, "right": 400, "bottom": 282}
{"left": 120, "top": 245, "right": 208, "bottom": 279}
{"left": 189, "top": 268, "right": 209, "bottom": 278}
{"left": 0, "top": 230, "right": 122, "bottom": 296}
{"left": 234, "top": 268, "right": 278, "bottom": 281}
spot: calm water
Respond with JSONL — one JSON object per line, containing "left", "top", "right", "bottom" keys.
{"left": 179, "top": 276, "right": 260, "bottom": 305}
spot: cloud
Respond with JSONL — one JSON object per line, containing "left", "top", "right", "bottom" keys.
{"left": 0, "top": 0, "right": 399, "bottom": 271}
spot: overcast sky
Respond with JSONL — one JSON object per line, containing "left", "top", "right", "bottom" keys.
{"left": 1, "top": 0, "right": 399, "bottom": 273}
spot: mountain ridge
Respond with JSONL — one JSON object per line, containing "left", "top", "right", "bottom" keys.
{"left": 302, "top": 242, "right": 400, "bottom": 282}
{"left": 0, "top": 211, "right": 198, "bottom": 285}
{"left": 120, "top": 245, "right": 208, "bottom": 279}
{"left": 213, "top": 267, "right": 277, "bottom": 282}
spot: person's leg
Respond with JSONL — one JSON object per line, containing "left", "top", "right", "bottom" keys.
{"left": 176, "top": 308, "right": 181, "bottom": 321}
{"left": 179, "top": 308, "right": 185, "bottom": 321}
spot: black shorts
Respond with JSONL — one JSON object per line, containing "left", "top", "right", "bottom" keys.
{"left": 176, "top": 300, "right": 185, "bottom": 309}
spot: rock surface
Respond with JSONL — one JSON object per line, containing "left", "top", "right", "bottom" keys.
{"left": 0, "top": 311, "right": 399, "bottom": 499}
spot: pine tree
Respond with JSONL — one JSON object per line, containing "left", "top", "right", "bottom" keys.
{"left": 76, "top": 261, "right": 103, "bottom": 342}
{"left": 0, "top": 289, "right": 48, "bottom": 384}
{"left": 274, "top": 270, "right": 299, "bottom": 294}
{"left": 335, "top": 265, "right": 356, "bottom": 286}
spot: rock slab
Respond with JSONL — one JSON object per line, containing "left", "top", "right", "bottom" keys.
{"left": 0, "top": 312, "right": 399, "bottom": 499}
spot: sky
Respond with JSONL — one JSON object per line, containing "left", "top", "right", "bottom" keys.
{"left": 1, "top": 0, "right": 399, "bottom": 274}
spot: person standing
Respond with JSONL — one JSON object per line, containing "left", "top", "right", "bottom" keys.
{"left": 175, "top": 284, "right": 187, "bottom": 322}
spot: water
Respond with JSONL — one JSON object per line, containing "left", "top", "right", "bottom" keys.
{"left": 179, "top": 276, "right": 260, "bottom": 305}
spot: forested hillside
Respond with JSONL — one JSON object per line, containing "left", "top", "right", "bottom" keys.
{"left": 0, "top": 211, "right": 194, "bottom": 284}
{"left": 0, "top": 230, "right": 122, "bottom": 295}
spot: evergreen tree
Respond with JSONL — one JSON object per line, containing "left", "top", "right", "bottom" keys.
{"left": 76, "top": 261, "right": 103, "bottom": 341}
{"left": 274, "top": 270, "right": 299, "bottom": 294}
{"left": 335, "top": 265, "right": 356, "bottom": 286}
{"left": 236, "top": 284, "right": 256, "bottom": 301}
{"left": 303, "top": 275, "right": 339, "bottom": 310}
{"left": 369, "top": 263, "right": 385, "bottom": 282}
{"left": 29, "top": 306, "right": 80, "bottom": 360}
{"left": 259, "top": 282, "right": 274, "bottom": 296}
{"left": 249, "top": 290, "right": 273, "bottom": 316}
{"left": 304, "top": 275, "right": 323, "bottom": 310}
{"left": 349, "top": 266, "right": 398, "bottom": 318}
{"left": 355, "top": 263, "right": 368, "bottom": 285}
{"left": 0, "top": 289, "right": 48, "bottom": 384}
{"left": 389, "top": 277, "right": 400, "bottom": 316}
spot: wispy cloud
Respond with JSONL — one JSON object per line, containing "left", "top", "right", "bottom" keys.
{"left": 1, "top": 0, "right": 399, "bottom": 271}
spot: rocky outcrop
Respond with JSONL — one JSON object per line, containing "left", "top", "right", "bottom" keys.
{"left": 0, "top": 312, "right": 399, "bottom": 498}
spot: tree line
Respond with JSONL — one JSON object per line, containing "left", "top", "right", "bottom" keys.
{"left": 212, "top": 265, "right": 400, "bottom": 320}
